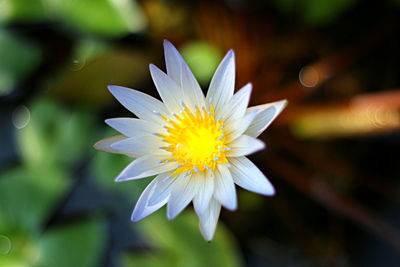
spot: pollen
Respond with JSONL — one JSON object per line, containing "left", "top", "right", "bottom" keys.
{"left": 155, "top": 100, "right": 229, "bottom": 177}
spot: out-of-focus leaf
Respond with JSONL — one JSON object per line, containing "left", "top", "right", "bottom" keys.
{"left": 180, "top": 41, "right": 222, "bottom": 86}
{"left": 34, "top": 219, "right": 106, "bottom": 267}
{"left": 17, "top": 99, "right": 96, "bottom": 168}
{"left": 0, "top": 0, "right": 47, "bottom": 22}
{"left": 56, "top": 108, "right": 96, "bottom": 165}
{"left": 0, "top": 30, "right": 41, "bottom": 95}
{"left": 48, "top": 48, "right": 149, "bottom": 104}
{"left": 0, "top": 167, "right": 70, "bottom": 232}
{"left": 46, "top": 0, "right": 146, "bottom": 36}
{"left": 68, "top": 39, "right": 110, "bottom": 72}
{"left": 302, "top": 0, "right": 357, "bottom": 25}
{"left": 0, "top": 230, "right": 39, "bottom": 267}
{"left": 122, "top": 212, "right": 242, "bottom": 267}
{"left": 272, "top": 0, "right": 358, "bottom": 26}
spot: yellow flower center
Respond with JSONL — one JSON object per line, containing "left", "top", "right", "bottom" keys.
{"left": 156, "top": 102, "right": 229, "bottom": 177}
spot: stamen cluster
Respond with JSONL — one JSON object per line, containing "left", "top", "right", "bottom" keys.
{"left": 154, "top": 100, "right": 230, "bottom": 179}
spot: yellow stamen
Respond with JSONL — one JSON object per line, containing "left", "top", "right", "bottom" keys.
{"left": 156, "top": 103, "right": 228, "bottom": 176}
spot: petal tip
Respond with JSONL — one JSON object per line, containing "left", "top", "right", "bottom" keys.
{"left": 277, "top": 99, "right": 288, "bottom": 110}
{"left": 115, "top": 176, "right": 125, "bottom": 182}
{"left": 107, "top": 85, "right": 119, "bottom": 94}
{"left": 262, "top": 184, "right": 276, "bottom": 196}
{"left": 131, "top": 213, "right": 143, "bottom": 222}
{"left": 163, "top": 39, "right": 173, "bottom": 48}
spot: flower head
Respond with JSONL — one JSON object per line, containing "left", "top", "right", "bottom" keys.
{"left": 95, "top": 40, "right": 287, "bottom": 241}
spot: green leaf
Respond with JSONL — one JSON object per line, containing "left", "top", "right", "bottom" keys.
{"left": 272, "top": 0, "right": 358, "bottom": 26}
{"left": 0, "top": 0, "right": 47, "bottom": 22}
{"left": 46, "top": 0, "right": 146, "bottom": 36}
{"left": 0, "top": 230, "right": 39, "bottom": 267}
{"left": 0, "top": 30, "right": 41, "bottom": 95}
{"left": 34, "top": 219, "right": 106, "bottom": 267}
{"left": 17, "top": 99, "right": 96, "bottom": 168}
{"left": 301, "top": 0, "right": 357, "bottom": 25}
{"left": 123, "top": 212, "right": 242, "bottom": 267}
{"left": 0, "top": 167, "right": 70, "bottom": 232}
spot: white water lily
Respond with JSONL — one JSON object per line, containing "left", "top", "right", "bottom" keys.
{"left": 94, "top": 40, "right": 287, "bottom": 241}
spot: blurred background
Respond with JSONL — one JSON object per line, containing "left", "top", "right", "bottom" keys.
{"left": 0, "top": 0, "right": 400, "bottom": 266}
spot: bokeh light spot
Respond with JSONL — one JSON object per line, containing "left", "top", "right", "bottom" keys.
{"left": 299, "top": 66, "right": 319, "bottom": 88}
{"left": 12, "top": 105, "right": 30, "bottom": 129}
{"left": 0, "top": 235, "right": 11, "bottom": 254}
{"left": 70, "top": 58, "right": 86, "bottom": 71}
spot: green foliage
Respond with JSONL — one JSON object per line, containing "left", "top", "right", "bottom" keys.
{"left": 1, "top": 0, "right": 146, "bottom": 36}
{"left": 180, "top": 42, "right": 222, "bottom": 86}
{"left": 273, "top": 0, "right": 358, "bottom": 26}
{"left": 0, "top": 167, "right": 70, "bottom": 233}
{"left": 0, "top": 30, "right": 41, "bottom": 95}
{"left": 0, "top": 0, "right": 47, "bottom": 22}
{"left": 34, "top": 219, "right": 106, "bottom": 267}
{"left": 17, "top": 99, "right": 96, "bottom": 169}
{"left": 122, "top": 212, "right": 242, "bottom": 267}
{"left": 50, "top": 0, "right": 146, "bottom": 36}
{"left": 0, "top": 99, "right": 107, "bottom": 267}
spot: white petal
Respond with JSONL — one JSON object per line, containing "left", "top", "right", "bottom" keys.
{"left": 163, "top": 39, "right": 183, "bottom": 85}
{"left": 181, "top": 61, "right": 206, "bottom": 109}
{"left": 108, "top": 86, "right": 168, "bottom": 124}
{"left": 150, "top": 64, "right": 183, "bottom": 114}
{"left": 111, "top": 135, "right": 166, "bottom": 155}
{"left": 93, "top": 135, "right": 137, "bottom": 157}
{"left": 193, "top": 172, "right": 214, "bottom": 216}
{"left": 220, "top": 83, "right": 252, "bottom": 125}
{"left": 115, "top": 155, "right": 178, "bottom": 182}
{"left": 131, "top": 178, "right": 168, "bottom": 222}
{"left": 229, "top": 156, "right": 275, "bottom": 196}
{"left": 225, "top": 109, "right": 258, "bottom": 143}
{"left": 245, "top": 99, "right": 287, "bottom": 138}
{"left": 163, "top": 40, "right": 206, "bottom": 109}
{"left": 199, "top": 198, "right": 221, "bottom": 241}
{"left": 226, "top": 135, "right": 265, "bottom": 157}
{"left": 206, "top": 50, "right": 235, "bottom": 115}
{"left": 214, "top": 164, "right": 237, "bottom": 210}
{"left": 148, "top": 172, "right": 176, "bottom": 206}
{"left": 105, "top": 118, "right": 162, "bottom": 137}
{"left": 167, "top": 174, "right": 198, "bottom": 220}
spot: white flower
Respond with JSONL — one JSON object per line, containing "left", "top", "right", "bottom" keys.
{"left": 94, "top": 40, "right": 287, "bottom": 241}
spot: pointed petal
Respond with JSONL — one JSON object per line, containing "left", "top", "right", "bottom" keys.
{"left": 111, "top": 135, "right": 166, "bottom": 155}
{"left": 220, "top": 83, "right": 252, "bottom": 124}
{"left": 167, "top": 174, "right": 198, "bottom": 220}
{"left": 148, "top": 172, "right": 176, "bottom": 206}
{"left": 163, "top": 39, "right": 183, "bottom": 85}
{"left": 94, "top": 135, "right": 126, "bottom": 153}
{"left": 105, "top": 118, "right": 162, "bottom": 137}
{"left": 225, "top": 109, "right": 258, "bottom": 143}
{"left": 150, "top": 64, "right": 184, "bottom": 114}
{"left": 181, "top": 61, "right": 206, "bottom": 109}
{"left": 131, "top": 178, "right": 168, "bottom": 222}
{"left": 206, "top": 50, "right": 235, "bottom": 115}
{"left": 245, "top": 99, "right": 288, "bottom": 137}
{"left": 226, "top": 135, "right": 265, "bottom": 157}
{"left": 229, "top": 156, "right": 275, "bottom": 196}
{"left": 108, "top": 86, "right": 167, "bottom": 124}
{"left": 193, "top": 172, "right": 214, "bottom": 216}
{"left": 115, "top": 155, "right": 178, "bottom": 182}
{"left": 214, "top": 164, "right": 237, "bottom": 210}
{"left": 199, "top": 198, "right": 221, "bottom": 241}
{"left": 94, "top": 135, "right": 138, "bottom": 157}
